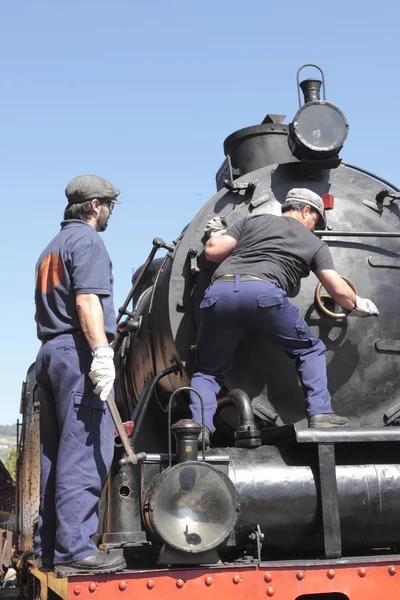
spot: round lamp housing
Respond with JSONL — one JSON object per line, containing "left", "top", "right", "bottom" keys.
{"left": 144, "top": 461, "right": 238, "bottom": 553}
{"left": 289, "top": 101, "right": 349, "bottom": 160}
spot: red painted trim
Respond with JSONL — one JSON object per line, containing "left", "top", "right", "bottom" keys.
{"left": 65, "top": 561, "right": 400, "bottom": 600}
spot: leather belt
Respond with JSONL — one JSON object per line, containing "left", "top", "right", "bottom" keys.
{"left": 213, "top": 274, "right": 274, "bottom": 284}
{"left": 41, "top": 329, "right": 83, "bottom": 343}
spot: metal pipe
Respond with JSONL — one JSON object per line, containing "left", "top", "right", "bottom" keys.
{"left": 227, "top": 389, "right": 261, "bottom": 448}
{"left": 112, "top": 237, "right": 174, "bottom": 351}
{"left": 227, "top": 448, "right": 400, "bottom": 553}
{"left": 143, "top": 453, "right": 230, "bottom": 463}
{"left": 315, "top": 231, "right": 400, "bottom": 238}
{"left": 342, "top": 162, "right": 400, "bottom": 192}
{"left": 131, "top": 366, "right": 180, "bottom": 443}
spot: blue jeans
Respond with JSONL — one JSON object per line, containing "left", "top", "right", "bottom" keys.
{"left": 190, "top": 278, "right": 332, "bottom": 432}
{"left": 33, "top": 333, "right": 114, "bottom": 564}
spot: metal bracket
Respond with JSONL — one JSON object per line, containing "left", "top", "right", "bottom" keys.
{"left": 188, "top": 247, "right": 200, "bottom": 275}
{"left": 248, "top": 524, "right": 264, "bottom": 561}
{"left": 363, "top": 189, "right": 400, "bottom": 214}
{"left": 317, "top": 443, "right": 342, "bottom": 559}
{"left": 223, "top": 179, "right": 259, "bottom": 192}
{"left": 117, "top": 315, "right": 143, "bottom": 338}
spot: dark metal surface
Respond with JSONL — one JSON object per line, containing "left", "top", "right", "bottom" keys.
{"left": 164, "top": 159, "right": 400, "bottom": 432}
{"left": 225, "top": 444, "right": 400, "bottom": 555}
{"left": 223, "top": 122, "right": 296, "bottom": 176}
{"left": 318, "top": 443, "right": 342, "bottom": 558}
{"left": 103, "top": 446, "right": 147, "bottom": 548}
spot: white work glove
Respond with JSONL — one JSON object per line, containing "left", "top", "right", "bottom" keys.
{"left": 348, "top": 295, "right": 379, "bottom": 317}
{"left": 204, "top": 216, "right": 228, "bottom": 238}
{"left": 89, "top": 346, "right": 115, "bottom": 401}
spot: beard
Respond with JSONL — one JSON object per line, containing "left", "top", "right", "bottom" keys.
{"left": 96, "top": 206, "right": 110, "bottom": 232}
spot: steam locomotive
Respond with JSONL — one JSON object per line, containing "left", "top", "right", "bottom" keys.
{"left": 16, "top": 65, "right": 400, "bottom": 600}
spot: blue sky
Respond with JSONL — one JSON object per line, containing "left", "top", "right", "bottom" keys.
{"left": 1, "top": 1, "right": 399, "bottom": 424}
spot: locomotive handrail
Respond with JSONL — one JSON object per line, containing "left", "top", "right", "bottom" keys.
{"left": 112, "top": 237, "right": 175, "bottom": 351}
{"left": 315, "top": 231, "right": 400, "bottom": 237}
{"left": 342, "top": 161, "right": 400, "bottom": 192}
{"left": 115, "top": 237, "right": 175, "bottom": 325}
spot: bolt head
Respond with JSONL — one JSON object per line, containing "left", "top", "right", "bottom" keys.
{"left": 264, "top": 572, "right": 273, "bottom": 583}
{"left": 205, "top": 576, "right": 213, "bottom": 586}
{"left": 88, "top": 582, "right": 97, "bottom": 592}
{"left": 73, "top": 585, "right": 81, "bottom": 595}
{"left": 119, "top": 581, "right": 128, "bottom": 591}
{"left": 389, "top": 566, "right": 397, "bottom": 576}
{"left": 327, "top": 569, "right": 335, "bottom": 579}
{"left": 266, "top": 586, "right": 275, "bottom": 597}
{"left": 176, "top": 579, "right": 185, "bottom": 588}
{"left": 296, "top": 571, "right": 305, "bottom": 581}
{"left": 232, "top": 574, "right": 241, "bottom": 584}
{"left": 147, "top": 580, "right": 155, "bottom": 589}
{"left": 358, "top": 568, "right": 367, "bottom": 578}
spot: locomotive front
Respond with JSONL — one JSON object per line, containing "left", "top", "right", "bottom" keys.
{"left": 104, "top": 65, "right": 400, "bottom": 566}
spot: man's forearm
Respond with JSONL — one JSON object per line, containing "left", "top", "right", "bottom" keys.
{"left": 76, "top": 293, "right": 109, "bottom": 351}
{"left": 315, "top": 269, "right": 356, "bottom": 311}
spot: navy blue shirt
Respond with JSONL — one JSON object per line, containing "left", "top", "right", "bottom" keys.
{"left": 35, "top": 220, "right": 116, "bottom": 341}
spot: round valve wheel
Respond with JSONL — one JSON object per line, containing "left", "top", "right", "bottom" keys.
{"left": 314, "top": 276, "right": 357, "bottom": 319}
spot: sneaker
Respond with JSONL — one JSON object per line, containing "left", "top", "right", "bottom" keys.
{"left": 308, "top": 413, "right": 348, "bottom": 429}
{"left": 198, "top": 427, "right": 211, "bottom": 448}
{"left": 54, "top": 552, "right": 126, "bottom": 576}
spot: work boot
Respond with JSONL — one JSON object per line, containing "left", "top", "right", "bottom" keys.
{"left": 198, "top": 426, "right": 211, "bottom": 448}
{"left": 34, "top": 556, "right": 54, "bottom": 572}
{"left": 308, "top": 413, "right": 348, "bottom": 428}
{"left": 54, "top": 552, "right": 126, "bottom": 576}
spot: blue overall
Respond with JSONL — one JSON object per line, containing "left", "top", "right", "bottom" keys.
{"left": 33, "top": 333, "right": 114, "bottom": 564}
{"left": 190, "top": 277, "right": 332, "bottom": 433}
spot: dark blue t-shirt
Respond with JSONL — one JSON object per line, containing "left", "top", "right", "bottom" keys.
{"left": 35, "top": 220, "right": 116, "bottom": 341}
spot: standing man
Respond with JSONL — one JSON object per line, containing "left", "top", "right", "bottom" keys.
{"left": 190, "top": 189, "right": 379, "bottom": 441}
{"left": 34, "top": 175, "right": 125, "bottom": 575}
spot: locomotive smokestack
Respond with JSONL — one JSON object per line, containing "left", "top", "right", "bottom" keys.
{"left": 300, "top": 78, "right": 322, "bottom": 104}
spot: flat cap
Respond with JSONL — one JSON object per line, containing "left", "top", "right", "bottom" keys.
{"left": 284, "top": 188, "right": 326, "bottom": 229}
{"left": 65, "top": 174, "right": 120, "bottom": 205}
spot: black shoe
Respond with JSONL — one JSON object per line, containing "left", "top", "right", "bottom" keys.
{"left": 198, "top": 427, "right": 211, "bottom": 448}
{"left": 54, "top": 552, "right": 126, "bottom": 576}
{"left": 308, "top": 413, "right": 348, "bottom": 428}
{"left": 34, "top": 556, "right": 54, "bottom": 571}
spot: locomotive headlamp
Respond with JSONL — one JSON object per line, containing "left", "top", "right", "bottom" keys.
{"left": 144, "top": 462, "right": 238, "bottom": 553}
{"left": 289, "top": 102, "right": 349, "bottom": 160}
{"left": 289, "top": 64, "right": 349, "bottom": 160}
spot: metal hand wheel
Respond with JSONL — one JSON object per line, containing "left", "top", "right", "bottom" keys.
{"left": 314, "top": 276, "right": 357, "bottom": 319}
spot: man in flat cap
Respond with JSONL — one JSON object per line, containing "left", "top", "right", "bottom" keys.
{"left": 33, "top": 175, "right": 125, "bottom": 574}
{"left": 190, "top": 188, "right": 379, "bottom": 444}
